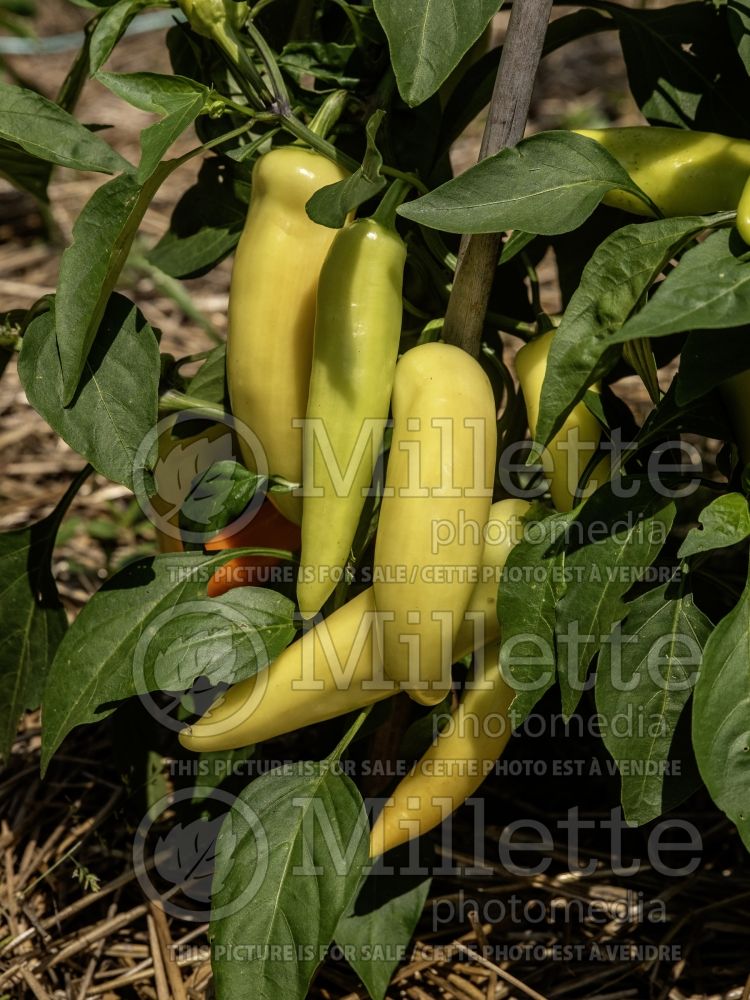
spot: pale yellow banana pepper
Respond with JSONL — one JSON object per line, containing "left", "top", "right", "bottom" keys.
{"left": 227, "top": 147, "right": 349, "bottom": 524}
{"left": 373, "top": 342, "right": 497, "bottom": 707}
{"left": 575, "top": 126, "right": 750, "bottom": 243}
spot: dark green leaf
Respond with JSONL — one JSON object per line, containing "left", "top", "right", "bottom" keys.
{"left": 335, "top": 850, "right": 431, "bottom": 1000}
{"left": 40, "top": 552, "right": 295, "bottom": 772}
{"left": 596, "top": 581, "right": 711, "bottom": 825}
{"left": 676, "top": 326, "right": 750, "bottom": 405}
{"left": 0, "top": 81, "right": 130, "bottom": 174}
{"left": 0, "top": 138, "right": 52, "bottom": 200}
{"left": 147, "top": 157, "right": 246, "bottom": 279}
{"left": 693, "top": 568, "right": 750, "bottom": 850}
{"left": 56, "top": 162, "right": 173, "bottom": 404}
{"left": 373, "top": 0, "right": 499, "bottom": 106}
{"left": 728, "top": 0, "right": 750, "bottom": 72}
{"left": 536, "top": 216, "right": 707, "bottom": 449}
{"left": 0, "top": 519, "right": 67, "bottom": 759}
{"left": 192, "top": 745, "right": 255, "bottom": 803}
{"left": 179, "top": 460, "right": 265, "bottom": 539}
{"left": 306, "top": 111, "right": 386, "bottom": 229}
{"left": 277, "top": 40, "right": 359, "bottom": 87}
{"left": 554, "top": 480, "right": 675, "bottom": 719}
{"left": 615, "top": 230, "right": 750, "bottom": 345}
{"left": 398, "top": 131, "right": 651, "bottom": 236}
{"left": 187, "top": 343, "right": 227, "bottom": 407}
{"left": 615, "top": 2, "right": 750, "bottom": 136}
{"left": 211, "top": 762, "right": 368, "bottom": 1000}
{"left": 678, "top": 493, "right": 750, "bottom": 558}
{"left": 19, "top": 295, "right": 160, "bottom": 491}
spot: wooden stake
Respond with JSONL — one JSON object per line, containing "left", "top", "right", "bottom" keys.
{"left": 442, "top": 0, "right": 554, "bottom": 357}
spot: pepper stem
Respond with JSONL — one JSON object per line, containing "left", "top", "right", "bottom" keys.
{"left": 307, "top": 90, "right": 349, "bottom": 140}
{"left": 372, "top": 178, "right": 411, "bottom": 229}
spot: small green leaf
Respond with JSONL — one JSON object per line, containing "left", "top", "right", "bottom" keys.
{"left": 678, "top": 493, "right": 750, "bottom": 559}
{"left": 306, "top": 111, "right": 386, "bottom": 229}
{"left": 398, "top": 131, "right": 653, "bottom": 235}
{"left": 500, "top": 509, "right": 569, "bottom": 726}
{"left": 89, "top": 0, "right": 153, "bottom": 73}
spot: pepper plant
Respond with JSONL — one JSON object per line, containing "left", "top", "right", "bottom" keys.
{"left": 2, "top": 1, "right": 750, "bottom": 998}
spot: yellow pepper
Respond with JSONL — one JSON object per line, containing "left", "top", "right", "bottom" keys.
{"left": 227, "top": 147, "right": 349, "bottom": 524}
{"left": 373, "top": 342, "right": 497, "bottom": 706}
{"left": 369, "top": 497, "right": 530, "bottom": 856}
{"left": 575, "top": 126, "right": 750, "bottom": 241}
{"left": 298, "top": 211, "right": 407, "bottom": 619}
{"left": 178, "top": 498, "right": 529, "bottom": 752}
{"left": 515, "top": 330, "right": 610, "bottom": 513}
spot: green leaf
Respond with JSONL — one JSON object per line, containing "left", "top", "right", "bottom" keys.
{"left": 18, "top": 295, "right": 160, "bottom": 491}
{"left": 728, "top": 0, "right": 750, "bottom": 73}
{"left": 147, "top": 157, "right": 246, "bottom": 279}
{"left": 56, "top": 162, "right": 174, "bottom": 404}
{"left": 40, "top": 552, "right": 295, "bottom": 772}
{"left": 596, "top": 581, "right": 711, "bottom": 826}
{"left": 373, "top": 0, "right": 499, "bottom": 106}
{"left": 335, "top": 850, "right": 431, "bottom": 1000}
{"left": 211, "top": 762, "right": 368, "bottom": 1000}
{"left": 554, "top": 480, "right": 676, "bottom": 720}
{"left": 187, "top": 343, "right": 227, "bottom": 407}
{"left": 615, "top": 3, "right": 750, "bottom": 136}
{"left": 500, "top": 509, "right": 569, "bottom": 726}
{"left": 97, "top": 72, "right": 210, "bottom": 181}
{"left": 693, "top": 567, "right": 750, "bottom": 851}
{"left": 192, "top": 745, "right": 255, "bottom": 804}
{"left": 678, "top": 493, "right": 750, "bottom": 559}
{"left": 0, "top": 519, "right": 67, "bottom": 759}
{"left": 0, "top": 138, "right": 52, "bottom": 201}
{"left": 614, "top": 229, "right": 750, "bottom": 345}
{"left": 535, "top": 216, "right": 707, "bottom": 449}
{"left": 277, "top": 40, "right": 359, "bottom": 88}
{"left": 179, "top": 460, "right": 265, "bottom": 540}
{"left": 89, "top": 0, "right": 153, "bottom": 73}
{"left": 0, "top": 81, "right": 130, "bottom": 174}
{"left": 398, "top": 131, "right": 652, "bottom": 236}
{"left": 676, "top": 326, "right": 750, "bottom": 406}
{"left": 306, "top": 110, "right": 386, "bottom": 229}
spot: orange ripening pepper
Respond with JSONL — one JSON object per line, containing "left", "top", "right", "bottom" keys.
{"left": 205, "top": 500, "right": 301, "bottom": 597}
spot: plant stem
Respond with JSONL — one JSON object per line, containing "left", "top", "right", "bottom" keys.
{"left": 442, "top": 0, "right": 554, "bottom": 358}
{"left": 372, "top": 178, "right": 412, "bottom": 228}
